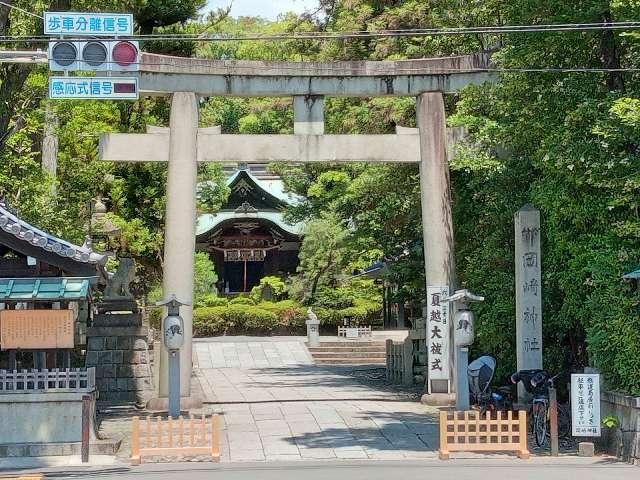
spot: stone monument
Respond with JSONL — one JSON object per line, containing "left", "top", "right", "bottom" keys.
{"left": 306, "top": 307, "right": 320, "bottom": 347}
{"left": 514, "top": 204, "right": 543, "bottom": 401}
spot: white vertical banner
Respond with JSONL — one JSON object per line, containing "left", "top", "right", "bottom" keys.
{"left": 571, "top": 374, "right": 601, "bottom": 437}
{"left": 427, "top": 285, "right": 450, "bottom": 384}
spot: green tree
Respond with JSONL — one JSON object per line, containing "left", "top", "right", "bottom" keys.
{"left": 194, "top": 252, "right": 218, "bottom": 299}
{"left": 293, "top": 213, "right": 350, "bottom": 303}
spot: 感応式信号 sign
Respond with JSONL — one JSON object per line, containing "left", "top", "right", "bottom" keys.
{"left": 49, "top": 77, "right": 138, "bottom": 100}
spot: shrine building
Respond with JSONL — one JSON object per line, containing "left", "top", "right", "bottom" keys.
{"left": 0, "top": 199, "right": 107, "bottom": 370}
{"left": 195, "top": 165, "right": 303, "bottom": 294}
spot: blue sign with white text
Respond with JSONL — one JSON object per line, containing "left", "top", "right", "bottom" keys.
{"left": 44, "top": 12, "right": 133, "bottom": 36}
{"left": 49, "top": 77, "right": 138, "bottom": 100}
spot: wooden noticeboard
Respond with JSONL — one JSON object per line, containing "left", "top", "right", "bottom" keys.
{"left": 0, "top": 309, "right": 74, "bottom": 350}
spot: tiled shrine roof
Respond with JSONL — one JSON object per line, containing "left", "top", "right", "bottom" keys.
{"left": 0, "top": 277, "right": 94, "bottom": 301}
{"left": 0, "top": 200, "right": 107, "bottom": 266}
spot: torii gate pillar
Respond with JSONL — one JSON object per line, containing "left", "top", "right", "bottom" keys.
{"left": 149, "top": 92, "right": 201, "bottom": 410}
{"left": 417, "top": 92, "right": 456, "bottom": 403}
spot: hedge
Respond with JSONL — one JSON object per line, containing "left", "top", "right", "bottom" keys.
{"left": 193, "top": 304, "right": 279, "bottom": 336}
{"left": 190, "top": 298, "right": 382, "bottom": 337}
{"left": 147, "top": 295, "right": 382, "bottom": 338}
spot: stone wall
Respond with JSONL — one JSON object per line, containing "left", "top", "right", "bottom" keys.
{"left": 86, "top": 320, "right": 153, "bottom": 405}
{"left": 598, "top": 390, "right": 640, "bottom": 465}
{"left": 0, "top": 390, "right": 119, "bottom": 456}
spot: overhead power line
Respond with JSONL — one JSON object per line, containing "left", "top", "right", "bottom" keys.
{"left": 4, "top": 55, "right": 640, "bottom": 74}
{"left": 0, "top": 0, "right": 43, "bottom": 19}
{"left": 0, "top": 21, "right": 639, "bottom": 43}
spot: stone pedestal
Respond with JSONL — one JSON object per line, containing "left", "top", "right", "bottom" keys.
{"left": 306, "top": 317, "right": 320, "bottom": 347}
{"left": 86, "top": 323, "right": 152, "bottom": 406}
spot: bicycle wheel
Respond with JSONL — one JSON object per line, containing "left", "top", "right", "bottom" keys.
{"left": 534, "top": 403, "right": 549, "bottom": 448}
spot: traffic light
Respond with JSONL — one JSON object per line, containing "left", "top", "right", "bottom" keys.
{"left": 48, "top": 40, "right": 139, "bottom": 72}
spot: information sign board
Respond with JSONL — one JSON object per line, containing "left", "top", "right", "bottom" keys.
{"left": 49, "top": 77, "right": 138, "bottom": 100}
{"left": 44, "top": 12, "right": 133, "bottom": 36}
{"left": 571, "top": 373, "right": 601, "bottom": 437}
{"left": 0, "top": 309, "right": 74, "bottom": 350}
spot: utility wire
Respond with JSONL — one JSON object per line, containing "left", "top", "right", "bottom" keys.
{"left": 0, "top": 21, "right": 640, "bottom": 43}
{"left": 31, "top": 60, "right": 640, "bottom": 73}
{"left": 0, "top": 0, "right": 43, "bottom": 19}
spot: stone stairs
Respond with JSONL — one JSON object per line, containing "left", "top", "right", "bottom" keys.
{"left": 307, "top": 341, "right": 386, "bottom": 365}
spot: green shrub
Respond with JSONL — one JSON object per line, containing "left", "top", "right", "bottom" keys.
{"left": 191, "top": 296, "right": 381, "bottom": 337}
{"left": 314, "top": 307, "right": 343, "bottom": 326}
{"left": 196, "top": 294, "right": 228, "bottom": 308}
{"left": 313, "top": 286, "right": 355, "bottom": 309}
{"left": 250, "top": 276, "right": 288, "bottom": 302}
{"left": 193, "top": 307, "right": 227, "bottom": 336}
{"left": 257, "top": 300, "right": 307, "bottom": 328}
{"left": 225, "top": 304, "right": 277, "bottom": 329}
{"left": 229, "top": 296, "right": 255, "bottom": 305}
{"left": 193, "top": 304, "right": 279, "bottom": 336}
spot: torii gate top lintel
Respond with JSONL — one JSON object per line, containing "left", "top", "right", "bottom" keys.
{"left": 131, "top": 52, "right": 495, "bottom": 97}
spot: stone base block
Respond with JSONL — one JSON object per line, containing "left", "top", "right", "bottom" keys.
{"left": 0, "top": 438, "right": 122, "bottom": 457}
{"left": 420, "top": 392, "right": 455, "bottom": 406}
{"left": 578, "top": 442, "right": 595, "bottom": 457}
{"left": 97, "top": 299, "right": 139, "bottom": 314}
{"left": 93, "top": 313, "right": 142, "bottom": 327}
{"left": 87, "top": 326, "right": 148, "bottom": 337}
{"left": 146, "top": 395, "right": 203, "bottom": 412}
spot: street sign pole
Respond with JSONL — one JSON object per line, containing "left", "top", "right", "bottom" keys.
{"left": 44, "top": 11, "right": 140, "bottom": 101}
{"left": 549, "top": 386, "right": 559, "bottom": 456}
{"left": 169, "top": 350, "right": 180, "bottom": 418}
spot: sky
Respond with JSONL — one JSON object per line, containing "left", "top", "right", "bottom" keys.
{"left": 206, "top": 0, "right": 319, "bottom": 20}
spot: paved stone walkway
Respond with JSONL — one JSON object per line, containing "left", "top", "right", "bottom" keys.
{"left": 193, "top": 337, "right": 417, "bottom": 403}
{"left": 192, "top": 337, "right": 439, "bottom": 462}
{"left": 209, "top": 400, "right": 438, "bottom": 462}
{"left": 99, "top": 337, "right": 438, "bottom": 463}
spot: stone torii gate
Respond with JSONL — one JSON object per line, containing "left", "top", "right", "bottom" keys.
{"left": 100, "top": 52, "right": 494, "bottom": 408}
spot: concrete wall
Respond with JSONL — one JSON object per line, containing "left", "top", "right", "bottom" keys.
{"left": 599, "top": 391, "right": 640, "bottom": 465}
{"left": 0, "top": 391, "right": 97, "bottom": 444}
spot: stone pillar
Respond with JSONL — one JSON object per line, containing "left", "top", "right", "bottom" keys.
{"left": 515, "top": 204, "right": 543, "bottom": 401}
{"left": 293, "top": 95, "right": 324, "bottom": 135}
{"left": 417, "top": 92, "right": 456, "bottom": 401}
{"left": 157, "top": 92, "right": 199, "bottom": 404}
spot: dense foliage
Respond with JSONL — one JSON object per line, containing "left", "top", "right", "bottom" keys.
{"left": 1, "top": 0, "right": 639, "bottom": 393}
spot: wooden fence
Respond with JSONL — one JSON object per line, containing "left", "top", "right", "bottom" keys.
{"left": 439, "top": 410, "right": 530, "bottom": 460}
{"left": 385, "top": 337, "right": 413, "bottom": 385}
{"left": 131, "top": 415, "right": 221, "bottom": 465}
{"left": 0, "top": 368, "right": 95, "bottom": 393}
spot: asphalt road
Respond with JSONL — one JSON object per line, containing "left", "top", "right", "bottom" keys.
{"left": 27, "top": 458, "right": 639, "bottom": 480}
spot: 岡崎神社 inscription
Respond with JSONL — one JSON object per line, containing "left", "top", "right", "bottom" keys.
{"left": 515, "top": 205, "right": 543, "bottom": 399}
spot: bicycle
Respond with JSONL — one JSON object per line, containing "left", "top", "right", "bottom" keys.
{"left": 511, "top": 370, "right": 572, "bottom": 448}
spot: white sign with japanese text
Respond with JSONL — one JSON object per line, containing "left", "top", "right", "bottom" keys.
{"left": 571, "top": 373, "right": 601, "bottom": 437}
{"left": 427, "top": 285, "right": 450, "bottom": 381}
{"left": 49, "top": 77, "right": 138, "bottom": 100}
{"left": 44, "top": 12, "right": 133, "bottom": 36}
